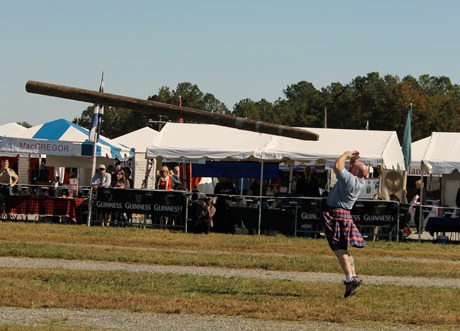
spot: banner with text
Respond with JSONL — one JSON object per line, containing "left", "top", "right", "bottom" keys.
{"left": 298, "top": 198, "right": 399, "bottom": 226}
{"left": 0, "top": 137, "right": 73, "bottom": 156}
{"left": 95, "top": 188, "right": 186, "bottom": 216}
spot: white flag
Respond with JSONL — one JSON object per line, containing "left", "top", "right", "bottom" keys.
{"left": 88, "top": 74, "right": 104, "bottom": 142}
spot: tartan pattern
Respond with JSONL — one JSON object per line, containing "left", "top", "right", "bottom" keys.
{"left": 323, "top": 208, "right": 365, "bottom": 248}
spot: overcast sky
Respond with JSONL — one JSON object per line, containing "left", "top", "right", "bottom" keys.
{"left": 2, "top": 0, "right": 459, "bottom": 126}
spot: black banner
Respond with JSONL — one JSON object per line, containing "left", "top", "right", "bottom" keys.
{"left": 95, "top": 188, "right": 185, "bottom": 216}
{"left": 298, "top": 198, "right": 399, "bottom": 226}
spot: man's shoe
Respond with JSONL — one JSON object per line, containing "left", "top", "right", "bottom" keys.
{"left": 344, "top": 277, "right": 362, "bottom": 298}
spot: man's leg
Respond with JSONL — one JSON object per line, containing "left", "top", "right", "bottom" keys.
{"left": 333, "top": 249, "right": 353, "bottom": 277}
{"left": 334, "top": 249, "right": 362, "bottom": 298}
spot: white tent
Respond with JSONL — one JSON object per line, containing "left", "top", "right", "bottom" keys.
{"left": 421, "top": 132, "right": 460, "bottom": 208}
{"left": 256, "top": 127, "right": 405, "bottom": 169}
{"left": 0, "top": 122, "right": 28, "bottom": 139}
{"left": 113, "top": 127, "right": 159, "bottom": 152}
{"left": 146, "top": 123, "right": 405, "bottom": 169}
{"left": 146, "top": 123, "right": 273, "bottom": 162}
{"left": 113, "top": 127, "right": 159, "bottom": 188}
{"left": 422, "top": 132, "right": 460, "bottom": 175}
{"left": 0, "top": 123, "right": 30, "bottom": 157}
{"left": 407, "top": 137, "right": 431, "bottom": 176}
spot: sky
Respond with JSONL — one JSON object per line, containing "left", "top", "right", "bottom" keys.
{"left": 2, "top": 0, "right": 460, "bottom": 127}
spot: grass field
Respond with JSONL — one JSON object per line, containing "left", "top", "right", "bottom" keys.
{"left": 1, "top": 221, "right": 460, "bottom": 329}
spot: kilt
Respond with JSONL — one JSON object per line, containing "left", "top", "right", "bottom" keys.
{"left": 323, "top": 208, "right": 365, "bottom": 249}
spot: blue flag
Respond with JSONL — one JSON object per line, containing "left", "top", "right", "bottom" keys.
{"left": 402, "top": 104, "right": 412, "bottom": 170}
{"left": 88, "top": 74, "right": 104, "bottom": 142}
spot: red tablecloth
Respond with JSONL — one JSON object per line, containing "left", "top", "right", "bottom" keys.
{"left": 5, "top": 196, "right": 86, "bottom": 221}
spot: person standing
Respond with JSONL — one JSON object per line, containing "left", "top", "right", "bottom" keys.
{"left": 412, "top": 179, "right": 427, "bottom": 234}
{"left": 213, "top": 173, "right": 237, "bottom": 233}
{"left": 0, "top": 159, "right": 19, "bottom": 213}
{"left": 192, "top": 197, "right": 216, "bottom": 234}
{"left": 111, "top": 169, "right": 130, "bottom": 225}
{"left": 157, "top": 166, "right": 172, "bottom": 190}
{"left": 111, "top": 162, "right": 122, "bottom": 184}
{"left": 91, "top": 164, "right": 111, "bottom": 189}
{"left": 171, "top": 166, "right": 182, "bottom": 190}
{"left": 322, "top": 150, "right": 367, "bottom": 298}
{"left": 296, "top": 166, "right": 320, "bottom": 197}
{"left": 90, "top": 164, "right": 111, "bottom": 226}
{"left": 0, "top": 159, "right": 19, "bottom": 195}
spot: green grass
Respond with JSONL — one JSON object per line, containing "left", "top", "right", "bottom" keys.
{"left": 0, "top": 268, "right": 459, "bottom": 327}
{"left": 0, "top": 222, "right": 459, "bottom": 278}
{"left": 1, "top": 221, "right": 460, "bottom": 328}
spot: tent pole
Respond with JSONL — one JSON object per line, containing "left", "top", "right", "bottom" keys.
{"left": 288, "top": 165, "right": 294, "bottom": 194}
{"left": 418, "top": 161, "right": 423, "bottom": 243}
{"left": 182, "top": 161, "right": 187, "bottom": 191}
{"left": 86, "top": 141, "right": 98, "bottom": 227}
{"left": 258, "top": 161, "right": 264, "bottom": 236}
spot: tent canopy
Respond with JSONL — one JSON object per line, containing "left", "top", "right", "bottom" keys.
{"left": 407, "top": 137, "right": 438, "bottom": 176}
{"left": 146, "top": 123, "right": 405, "bottom": 169}
{"left": 0, "top": 122, "right": 28, "bottom": 140}
{"left": 422, "top": 132, "right": 460, "bottom": 174}
{"left": 113, "top": 127, "right": 159, "bottom": 153}
{"left": 0, "top": 119, "right": 133, "bottom": 168}
{"left": 146, "top": 123, "right": 273, "bottom": 162}
{"left": 1, "top": 119, "right": 132, "bottom": 159}
{"left": 256, "top": 127, "right": 405, "bottom": 169}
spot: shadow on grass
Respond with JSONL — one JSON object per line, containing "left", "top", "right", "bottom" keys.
{"left": 185, "top": 289, "right": 302, "bottom": 297}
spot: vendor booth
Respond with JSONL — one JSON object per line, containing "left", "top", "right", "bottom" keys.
{"left": 420, "top": 132, "right": 460, "bottom": 239}
{"left": 145, "top": 123, "right": 405, "bottom": 238}
{"left": 0, "top": 119, "right": 133, "bottom": 184}
{"left": 0, "top": 119, "right": 133, "bottom": 223}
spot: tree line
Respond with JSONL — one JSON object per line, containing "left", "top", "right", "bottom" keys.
{"left": 72, "top": 72, "right": 460, "bottom": 142}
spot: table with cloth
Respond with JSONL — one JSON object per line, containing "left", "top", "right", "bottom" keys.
{"left": 4, "top": 196, "right": 86, "bottom": 222}
{"left": 425, "top": 216, "right": 460, "bottom": 238}
{"left": 228, "top": 206, "right": 295, "bottom": 235}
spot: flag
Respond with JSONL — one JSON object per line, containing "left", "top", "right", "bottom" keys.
{"left": 402, "top": 104, "right": 412, "bottom": 170}
{"left": 88, "top": 74, "right": 104, "bottom": 142}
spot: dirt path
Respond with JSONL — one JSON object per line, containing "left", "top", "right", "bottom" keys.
{"left": 1, "top": 256, "right": 459, "bottom": 288}
{"left": 0, "top": 307, "right": 433, "bottom": 331}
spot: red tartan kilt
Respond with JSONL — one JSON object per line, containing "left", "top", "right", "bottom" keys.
{"left": 323, "top": 208, "right": 365, "bottom": 248}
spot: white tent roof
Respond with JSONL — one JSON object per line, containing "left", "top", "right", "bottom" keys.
{"left": 146, "top": 123, "right": 405, "bottom": 169}
{"left": 256, "top": 127, "right": 405, "bottom": 169}
{"left": 0, "top": 122, "right": 28, "bottom": 139}
{"left": 411, "top": 137, "right": 430, "bottom": 165}
{"left": 407, "top": 137, "right": 434, "bottom": 176}
{"left": 422, "top": 132, "right": 460, "bottom": 174}
{"left": 113, "top": 127, "right": 159, "bottom": 152}
{"left": 146, "top": 123, "right": 273, "bottom": 162}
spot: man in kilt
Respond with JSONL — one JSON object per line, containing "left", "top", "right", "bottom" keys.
{"left": 323, "top": 150, "right": 367, "bottom": 298}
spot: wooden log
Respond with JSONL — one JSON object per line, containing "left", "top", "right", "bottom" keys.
{"left": 25, "top": 80, "right": 319, "bottom": 141}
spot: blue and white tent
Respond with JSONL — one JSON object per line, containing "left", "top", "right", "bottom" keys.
{"left": 0, "top": 119, "right": 133, "bottom": 168}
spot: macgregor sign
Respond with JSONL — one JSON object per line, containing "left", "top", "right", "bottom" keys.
{"left": 0, "top": 137, "right": 73, "bottom": 156}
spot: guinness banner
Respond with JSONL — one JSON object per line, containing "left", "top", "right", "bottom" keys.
{"left": 95, "top": 188, "right": 185, "bottom": 216}
{"left": 298, "top": 198, "right": 399, "bottom": 226}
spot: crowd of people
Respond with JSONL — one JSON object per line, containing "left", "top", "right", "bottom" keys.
{"left": 90, "top": 162, "right": 134, "bottom": 226}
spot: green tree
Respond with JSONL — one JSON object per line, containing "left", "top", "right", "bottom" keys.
{"left": 320, "top": 82, "right": 355, "bottom": 129}
{"left": 232, "top": 99, "right": 261, "bottom": 120}
{"left": 16, "top": 122, "right": 32, "bottom": 128}
{"left": 281, "top": 81, "right": 322, "bottom": 127}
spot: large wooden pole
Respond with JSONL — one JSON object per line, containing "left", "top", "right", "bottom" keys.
{"left": 26, "top": 80, "right": 319, "bottom": 141}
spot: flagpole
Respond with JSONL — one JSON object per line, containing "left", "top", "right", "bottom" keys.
{"left": 87, "top": 73, "right": 104, "bottom": 227}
